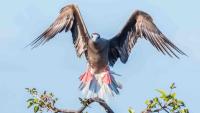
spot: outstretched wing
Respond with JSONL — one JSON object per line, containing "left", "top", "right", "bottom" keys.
{"left": 108, "top": 10, "right": 186, "bottom": 66}
{"left": 29, "top": 4, "right": 90, "bottom": 57}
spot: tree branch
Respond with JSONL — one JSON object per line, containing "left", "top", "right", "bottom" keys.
{"left": 50, "top": 97, "right": 114, "bottom": 113}
{"left": 157, "top": 100, "right": 170, "bottom": 113}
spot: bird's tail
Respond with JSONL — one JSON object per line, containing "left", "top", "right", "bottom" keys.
{"left": 79, "top": 66, "right": 122, "bottom": 99}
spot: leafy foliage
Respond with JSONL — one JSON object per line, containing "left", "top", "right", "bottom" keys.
{"left": 142, "top": 83, "right": 189, "bottom": 113}
{"left": 25, "top": 88, "right": 58, "bottom": 113}
{"left": 25, "top": 83, "right": 189, "bottom": 113}
{"left": 128, "top": 107, "right": 135, "bottom": 113}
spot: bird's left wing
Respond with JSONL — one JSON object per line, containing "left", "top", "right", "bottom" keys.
{"left": 108, "top": 10, "right": 186, "bottom": 66}
{"left": 28, "top": 4, "right": 90, "bottom": 57}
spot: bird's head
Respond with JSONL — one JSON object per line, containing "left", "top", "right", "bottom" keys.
{"left": 91, "top": 33, "right": 100, "bottom": 42}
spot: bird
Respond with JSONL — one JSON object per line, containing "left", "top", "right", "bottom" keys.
{"left": 28, "top": 4, "right": 186, "bottom": 99}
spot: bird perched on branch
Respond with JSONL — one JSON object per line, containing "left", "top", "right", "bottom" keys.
{"left": 28, "top": 4, "right": 186, "bottom": 99}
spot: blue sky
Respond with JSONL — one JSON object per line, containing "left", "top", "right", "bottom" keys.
{"left": 0, "top": 0, "right": 199, "bottom": 113}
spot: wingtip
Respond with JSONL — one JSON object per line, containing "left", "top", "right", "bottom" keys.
{"left": 25, "top": 36, "right": 45, "bottom": 50}
{"left": 176, "top": 48, "right": 188, "bottom": 58}
{"left": 24, "top": 41, "right": 35, "bottom": 49}
{"left": 24, "top": 42, "right": 39, "bottom": 50}
{"left": 182, "top": 51, "right": 188, "bottom": 57}
{"left": 171, "top": 51, "right": 188, "bottom": 59}
{"left": 182, "top": 52, "right": 189, "bottom": 58}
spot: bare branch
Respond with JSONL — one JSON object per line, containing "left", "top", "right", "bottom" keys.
{"left": 50, "top": 97, "right": 114, "bottom": 113}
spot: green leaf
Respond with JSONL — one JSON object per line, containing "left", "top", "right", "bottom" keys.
{"left": 39, "top": 100, "right": 45, "bottom": 107}
{"left": 128, "top": 107, "right": 135, "bottom": 113}
{"left": 150, "top": 101, "right": 157, "bottom": 108}
{"left": 173, "top": 105, "right": 179, "bottom": 110}
{"left": 153, "top": 97, "right": 158, "bottom": 103}
{"left": 184, "top": 108, "right": 189, "bottom": 113}
{"left": 27, "top": 102, "right": 33, "bottom": 108}
{"left": 33, "top": 98, "right": 39, "bottom": 103}
{"left": 25, "top": 88, "right": 30, "bottom": 91}
{"left": 49, "top": 92, "right": 54, "bottom": 97}
{"left": 178, "top": 100, "right": 185, "bottom": 106}
{"left": 145, "top": 100, "right": 150, "bottom": 105}
{"left": 31, "top": 88, "right": 37, "bottom": 95}
{"left": 171, "top": 93, "right": 176, "bottom": 98}
{"left": 179, "top": 109, "right": 189, "bottom": 113}
{"left": 27, "top": 98, "right": 34, "bottom": 102}
{"left": 156, "top": 89, "right": 167, "bottom": 97}
{"left": 170, "top": 83, "right": 176, "bottom": 89}
{"left": 163, "top": 96, "right": 170, "bottom": 102}
{"left": 34, "top": 106, "right": 39, "bottom": 113}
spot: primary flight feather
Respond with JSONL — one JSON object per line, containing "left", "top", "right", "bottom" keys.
{"left": 29, "top": 4, "right": 186, "bottom": 99}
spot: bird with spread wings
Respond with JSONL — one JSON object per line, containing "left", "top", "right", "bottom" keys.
{"left": 28, "top": 4, "right": 186, "bottom": 99}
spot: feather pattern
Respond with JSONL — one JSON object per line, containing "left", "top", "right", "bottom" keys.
{"left": 79, "top": 66, "right": 121, "bottom": 99}
{"left": 108, "top": 10, "right": 186, "bottom": 66}
{"left": 28, "top": 4, "right": 90, "bottom": 57}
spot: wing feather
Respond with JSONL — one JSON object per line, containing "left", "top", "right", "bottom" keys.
{"left": 28, "top": 4, "right": 90, "bottom": 57}
{"left": 108, "top": 10, "right": 186, "bottom": 66}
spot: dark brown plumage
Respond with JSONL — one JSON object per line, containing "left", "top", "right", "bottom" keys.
{"left": 108, "top": 10, "right": 186, "bottom": 66}
{"left": 29, "top": 4, "right": 89, "bottom": 57}
{"left": 28, "top": 4, "right": 186, "bottom": 98}
{"left": 29, "top": 4, "right": 186, "bottom": 68}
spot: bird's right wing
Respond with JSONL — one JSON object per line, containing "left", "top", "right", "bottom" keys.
{"left": 28, "top": 4, "right": 90, "bottom": 57}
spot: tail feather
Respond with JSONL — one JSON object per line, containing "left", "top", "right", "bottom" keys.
{"left": 109, "top": 82, "right": 119, "bottom": 94}
{"left": 89, "top": 77, "right": 100, "bottom": 93}
{"left": 79, "top": 67, "right": 121, "bottom": 99}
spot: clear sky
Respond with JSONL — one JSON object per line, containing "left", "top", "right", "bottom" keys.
{"left": 0, "top": 0, "right": 199, "bottom": 113}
